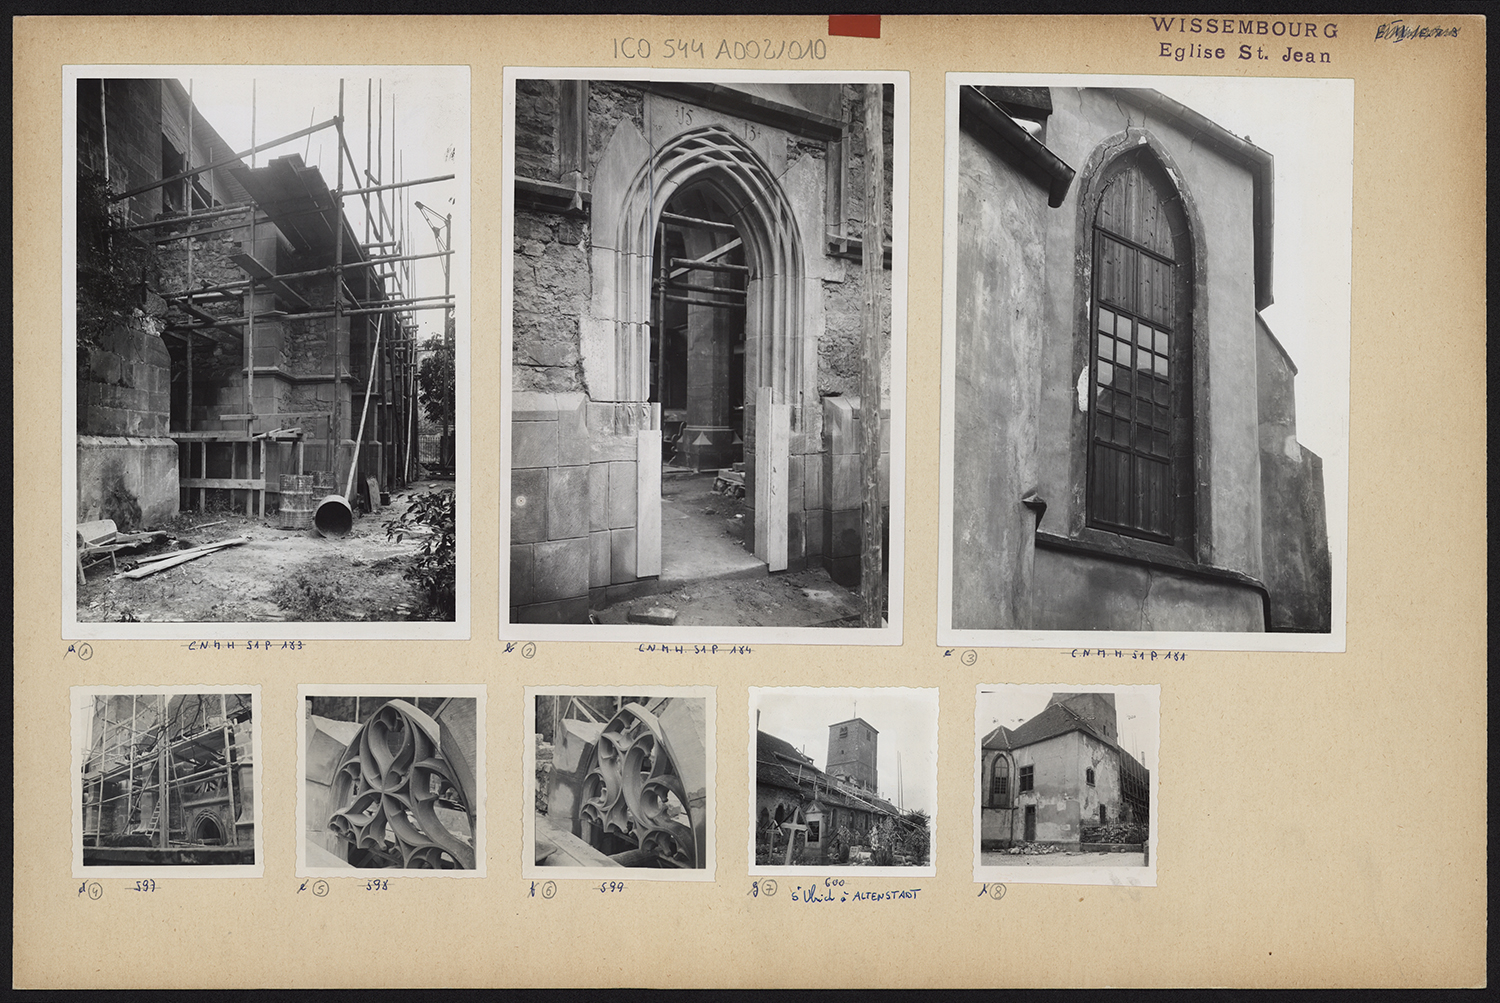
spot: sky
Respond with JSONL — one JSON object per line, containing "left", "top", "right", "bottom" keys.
{"left": 753, "top": 688, "right": 938, "bottom": 818}
{"left": 975, "top": 686, "right": 1158, "bottom": 774}
{"left": 1146, "top": 75, "right": 1354, "bottom": 467}
{"left": 171, "top": 66, "right": 468, "bottom": 346}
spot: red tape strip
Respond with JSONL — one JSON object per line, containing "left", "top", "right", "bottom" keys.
{"left": 828, "top": 15, "right": 881, "bottom": 39}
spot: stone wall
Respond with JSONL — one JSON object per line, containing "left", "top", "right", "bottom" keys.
{"left": 1030, "top": 544, "right": 1265, "bottom": 631}
{"left": 950, "top": 124, "right": 1050, "bottom": 630}
{"left": 512, "top": 208, "right": 587, "bottom": 393}
{"left": 1256, "top": 320, "right": 1333, "bottom": 631}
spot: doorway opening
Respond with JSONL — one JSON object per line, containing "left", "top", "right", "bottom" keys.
{"left": 649, "top": 183, "right": 760, "bottom": 584}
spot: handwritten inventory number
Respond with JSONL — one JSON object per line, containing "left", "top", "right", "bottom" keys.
{"left": 185, "top": 639, "right": 305, "bottom": 652}
{"left": 638, "top": 644, "right": 752, "bottom": 655}
{"left": 77, "top": 881, "right": 104, "bottom": 899}
{"left": 503, "top": 641, "right": 537, "bottom": 658}
{"left": 1069, "top": 648, "right": 1186, "bottom": 661}
{"left": 979, "top": 882, "right": 1006, "bottom": 901}
{"left": 747, "top": 879, "right": 778, "bottom": 897}
{"left": 613, "top": 37, "right": 826, "bottom": 61}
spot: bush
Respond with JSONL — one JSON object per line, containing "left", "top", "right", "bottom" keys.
{"left": 386, "top": 489, "right": 456, "bottom": 620}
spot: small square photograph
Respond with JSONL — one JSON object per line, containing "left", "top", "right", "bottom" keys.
{"left": 526, "top": 687, "right": 714, "bottom": 880}
{"left": 974, "top": 684, "right": 1158, "bottom": 886}
{"left": 73, "top": 687, "right": 263, "bottom": 877}
{"left": 65, "top": 65, "right": 469, "bottom": 638}
{"left": 298, "top": 686, "right": 484, "bottom": 876}
{"left": 750, "top": 686, "right": 937, "bottom": 876}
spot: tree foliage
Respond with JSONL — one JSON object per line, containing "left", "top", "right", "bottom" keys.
{"left": 76, "top": 167, "right": 157, "bottom": 371}
{"left": 416, "top": 334, "right": 454, "bottom": 429}
{"left": 385, "top": 488, "right": 456, "bottom": 620}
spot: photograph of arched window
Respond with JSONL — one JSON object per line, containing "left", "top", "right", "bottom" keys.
{"left": 940, "top": 78, "right": 1351, "bottom": 649}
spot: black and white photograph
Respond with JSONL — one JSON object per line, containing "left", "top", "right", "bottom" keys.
{"left": 750, "top": 687, "right": 936, "bottom": 876}
{"left": 73, "top": 687, "right": 262, "bottom": 877}
{"left": 66, "top": 66, "right": 469, "bottom": 637}
{"left": 526, "top": 687, "right": 714, "bottom": 879}
{"left": 938, "top": 75, "right": 1351, "bottom": 651}
{"left": 974, "top": 685, "right": 1158, "bottom": 887}
{"left": 503, "top": 70, "right": 908, "bottom": 643}
{"left": 298, "top": 686, "right": 484, "bottom": 875}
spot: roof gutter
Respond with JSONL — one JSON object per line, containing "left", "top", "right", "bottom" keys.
{"left": 959, "top": 87, "right": 1076, "bottom": 208}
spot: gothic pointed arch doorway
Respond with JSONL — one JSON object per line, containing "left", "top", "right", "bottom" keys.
{"left": 609, "top": 125, "right": 807, "bottom": 577}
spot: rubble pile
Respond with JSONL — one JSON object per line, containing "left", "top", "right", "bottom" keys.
{"left": 1080, "top": 822, "right": 1146, "bottom": 844}
{"left": 1006, "top": 842, "right": 1055, "bottom": 855}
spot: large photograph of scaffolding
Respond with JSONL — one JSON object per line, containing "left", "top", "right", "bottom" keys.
{"left": 74, "top": 689, "right": 260, "bottom": 872}
{"left": 69, "top": 68, "right": 467, "bottom": 627}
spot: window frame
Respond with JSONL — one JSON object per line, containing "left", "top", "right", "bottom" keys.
{"left": 1085, "top": 766, "right": 1095, "bottom": 787}
{"left": 1071, "top": 134, "right": 1203, "bottom": 557}
{"left": 1019, "top": 764, "right": 1034, "bottom": 793}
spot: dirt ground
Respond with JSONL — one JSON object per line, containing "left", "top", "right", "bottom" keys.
{"left": 77, "top": 481, "right": 452, "bottom": 623}
{"left": 589, "top": 468, "right": 884, "bottom": 628}
{"left": 593, "top": 566, "right": 869, "bottom": 628}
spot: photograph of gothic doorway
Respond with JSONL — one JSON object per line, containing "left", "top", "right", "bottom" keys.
{"left": 506, "top": 73, "right": 906, "bottom": 639}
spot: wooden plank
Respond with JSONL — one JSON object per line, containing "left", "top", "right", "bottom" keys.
{"left": 636, "top": 418, "right": 662, "bottom": 578}
{"left": 229, "top": 252, "right": 312, "bottom": 310}
{"left": 753, "top": 387, "right": 790, "bottom": 572}
{"left": 119, "top": 538, "right": 249, "bottom": 579}
{"left": 178, "top": 477, "right": 265, "bottom": 490}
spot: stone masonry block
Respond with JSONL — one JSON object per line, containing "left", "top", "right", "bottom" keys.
{"left": 607, "top": 460, "right": 637, "bottom": 529}
{"left": 548, "top": 465, "right": 590, "bottom": 541}
{"left": 513, "top": 419, "right": 559, "bottom": 469}
{"left": 510, "top": 467, "right": 549, "bottom": 544}
{"left": 532, "top": 537, "right": 591, "bottom": 603}
{"left": 555, "top": 392, "right": 590, "bottom": 467}
{"left": 828, "top": 508, "right": 862, "bottom": 559}
{"left": 590, "top": 530, "right": 610, "bottom": 588}
{"left": 589, "top": 462, "right": 609, "bottom": 532}
{"left": 805, "top": 508, "right": 826, "bottom": 556}
{"left": 510, "top": 544, "right": 535, "bottom": 606}
{"left": 511, "top": 391, "right": 560, "bottom": 422}
{"left": 831, "top": 453, "right": 861, "bottom": 512}
{"left": 804, "top": 454, "right": 825, "bottom": 509}
{"left": 609, "top": 527, "right": 638, "bottom": 584}
{"left": 788, "top": 455, "right": 805, "bottom": 511}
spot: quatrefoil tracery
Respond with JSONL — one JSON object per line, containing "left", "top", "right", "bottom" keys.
{"left": 327, "top": 700, "right": 475, "bottom": 869}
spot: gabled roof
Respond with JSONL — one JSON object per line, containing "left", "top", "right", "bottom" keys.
{"left": 982, "top": 702, "right": 1114, "bottom": 753}
{"left": 755, "top": 730, "right": 903, "bottom": 819}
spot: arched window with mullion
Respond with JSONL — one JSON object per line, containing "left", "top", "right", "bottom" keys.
{"left": 1087, "top": 154, "right": 1193, "bottom": 545}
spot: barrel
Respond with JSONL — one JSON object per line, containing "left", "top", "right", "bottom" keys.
{"left": 279, "top": 474, "right": 314, "bottom": 529}
{"left": 314, "top": 494, "right": 354, "bottom": 537}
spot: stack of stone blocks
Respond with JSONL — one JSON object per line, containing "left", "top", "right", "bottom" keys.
{"left": 511, "top": 391, "right": 651, "bottom": 622}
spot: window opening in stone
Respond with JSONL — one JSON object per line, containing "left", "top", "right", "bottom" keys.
{"left": 1019, "top": 764, "right": 1034, "bottom": 793}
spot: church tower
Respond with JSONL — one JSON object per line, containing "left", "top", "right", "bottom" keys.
{"left": 825, "top": 717, "right": 878, "bottom": 792}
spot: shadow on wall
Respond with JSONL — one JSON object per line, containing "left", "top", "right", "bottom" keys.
{"left": 99, "top": 459, "right": 142, "bottom": 531}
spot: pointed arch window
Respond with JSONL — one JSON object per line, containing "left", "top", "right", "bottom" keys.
{"left": 1087, "top": 154, "right": 1193, "bottom": 545}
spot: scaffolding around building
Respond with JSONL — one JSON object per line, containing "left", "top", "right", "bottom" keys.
{"left": 98, "top": 77, "right": 456, "bottom": 518}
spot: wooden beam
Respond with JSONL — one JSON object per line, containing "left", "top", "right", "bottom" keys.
{"left": 859, "top": 84, "right": 887, "bottom": 629}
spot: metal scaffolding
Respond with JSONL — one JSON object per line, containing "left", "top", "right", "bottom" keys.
{"left": 103, "top": 77, "right": 455, "bottom": 517}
